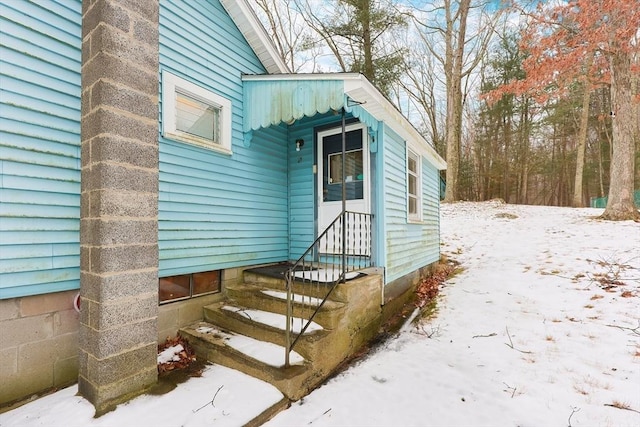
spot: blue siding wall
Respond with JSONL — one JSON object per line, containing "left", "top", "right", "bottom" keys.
{"left": 287, "top": 114, "right": 350, "bottom": 260}
{"left": 0, "top": 0, "right": 82, "bottom": 299}
{"left": 383, "top": 128, "right": 440, "bottom": 283}
{"left": 158, "top": 0, "right": 289, "bottom": 276}
{"left": 421, "top": 159, "right": 441, "bottom": 265}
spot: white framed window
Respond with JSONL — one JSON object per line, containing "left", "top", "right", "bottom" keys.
{"left": 407, "top": 148, "right": 422, "bottom": 222}
{"left": 161, "top": 71, "right": 232, "bottom": 154}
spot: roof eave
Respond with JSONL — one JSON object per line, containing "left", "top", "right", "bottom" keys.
{"left": 344, "top": 76, "right": 447, "bottom": 170}
{"left": 219, "top": 0, "right": 289, "bottom": 74}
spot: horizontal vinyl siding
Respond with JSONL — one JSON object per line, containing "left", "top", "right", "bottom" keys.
{"left": 383, "top": 129, "right": 440, "bottom": 283}
{"left": 0, "top": 0, "right": 81, "bottom": 299}
{"left": 421, "top": 160, "right": 441, "bottom": 265}
{"left": 287, "top": 114, "right": 347, "bottom": 260}
{"left": 159, "top": 0, "right": 288, "bottom": 276}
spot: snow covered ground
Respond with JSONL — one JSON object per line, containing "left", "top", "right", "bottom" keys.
{"left": 2, "top": 201, "right": 639, "bottom": 427}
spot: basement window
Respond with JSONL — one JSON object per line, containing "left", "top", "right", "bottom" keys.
{"left": 159, "top": 270, "right": 221, "bottom": 303}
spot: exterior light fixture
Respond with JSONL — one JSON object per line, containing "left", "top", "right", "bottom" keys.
{"left": 295, "top": 139, "right": 304, "bottom": 151}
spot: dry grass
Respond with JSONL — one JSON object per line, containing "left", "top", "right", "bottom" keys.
{"left": 574, "top": 384, "right": 589, "bottom": 395}
{"left": 609, "top": 400, "right": 630, "bottom": 410}
{"left": 584, "top": 376, "right": 610, "bottom": 390}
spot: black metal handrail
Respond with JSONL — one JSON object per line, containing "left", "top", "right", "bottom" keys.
{"left": 284, "top": 210, "right": 373, "bottom": 367}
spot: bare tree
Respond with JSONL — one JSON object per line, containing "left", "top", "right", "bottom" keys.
{"left": 397, "top": 38, "right": 446, "bottom": 155}
{"left": 252, "top": 0, "right": 322, "bottom": 72}
{"left": 293, "top": 0, "right": 408, "bottom": 96}
{"left": 411, "top": 0, "right": 503, "bottom": 202}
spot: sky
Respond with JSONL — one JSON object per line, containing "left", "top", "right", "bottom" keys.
{"left": 1, "top": 200, "right": 639, "bottom": 427}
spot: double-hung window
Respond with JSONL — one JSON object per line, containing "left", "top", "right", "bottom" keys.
{"left": 161, "top": 71, "right": 232, "bottom": 154}
{"left": 407, "top": 148, "right": 422, "bottom": 222}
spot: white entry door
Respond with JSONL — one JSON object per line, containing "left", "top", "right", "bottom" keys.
{"left": 317, "top": 123, "right": 370, "bottom": 254}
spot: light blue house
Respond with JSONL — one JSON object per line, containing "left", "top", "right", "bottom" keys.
{"left": 0, "top": 0, "right": 445, "bottom": 410}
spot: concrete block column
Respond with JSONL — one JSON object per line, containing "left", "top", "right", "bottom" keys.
{"left": 79, "top": 0, "right": 159, "bottom": 413}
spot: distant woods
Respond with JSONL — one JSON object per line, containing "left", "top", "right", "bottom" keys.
{"left": 474, "top": 31, "right": 617, "bottom": 208}
{"left": 253, "top": 0, "right": 640, "bottom": 219}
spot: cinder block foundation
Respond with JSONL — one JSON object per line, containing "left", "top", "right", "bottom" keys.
{"left": 0, "top": 291, "right": 79, "bottom": 407}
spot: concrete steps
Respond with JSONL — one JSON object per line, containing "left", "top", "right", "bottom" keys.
{"left": 202, "top": 301, "right": 332, "bottom": 361}
{"left": 180, "top": 321, "right": 312, "bottom": 400}
{"left": 180, "top": 266, "right": 383, "bottom": 402}
{"left": 225, "top": 282, "right": 346, "bottom": 330}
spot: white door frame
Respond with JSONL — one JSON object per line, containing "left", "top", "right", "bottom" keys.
{"left": 316, "top": 122, "right": 370, "bottom": 248}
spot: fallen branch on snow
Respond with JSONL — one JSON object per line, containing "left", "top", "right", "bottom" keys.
{"left": 502, "top": 382, "right": 517, "bottom": 398}
{"left": 193, "top": 385, "right": 224, "bottom": 413}
{"left": 504, "top": 327, "right": 532, "bottom": 354}
{"left": 567, "top": 406, "right": 580, "bottom": 427}
{"left": 584, "top": 254, "right": 640, "bottom": 291}
{"left": 416, "top": 324, "right": 441, "bottom": 338}
{"left": 604, "top": 403, "right": 640, "bottom": 414}
{"left": 308, "top": 408, "right": 332, "bottom": 424}
{"left": 603, "top": 320, "right": 640, "bottom": 337}
{"left": 473, "top": 332, "right": 497, "bottom": 338}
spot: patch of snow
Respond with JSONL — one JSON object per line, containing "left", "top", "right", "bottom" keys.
{"left": 222, "top": 306, "right": 323, "bottom": 333}
{"left": 195, "top": 325, "right": 305, "bottom": 367}
{"left": 3, "top": 202, "right": 639, "bottom": 427}
{"left": 0, "top": 365, "right": 283, "bottom": 427}
{"left": 157, "top": 344, "right": 184, "bottom": 365}
{"left": 293, "top": 269, "right": 359, "bottom": 282}
{"left": 224, "top": 329, "right": 304, "bottom": 367}
{"left": 261, "top": 289, "right": 322, "bottom": 306}
{"left": 195, "top": 326, "right": 214, "bottom": 334}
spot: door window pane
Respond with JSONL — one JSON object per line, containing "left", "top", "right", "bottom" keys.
{"left": 328, "top": 149, "right": 363, "bottom": 184}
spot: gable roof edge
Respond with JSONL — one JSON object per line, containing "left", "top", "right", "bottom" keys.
{"left": 219, "top": 0, "right": 289, "bottom": 74}
{"left": 344, "top": 75, "right": 447, "bottom": 170}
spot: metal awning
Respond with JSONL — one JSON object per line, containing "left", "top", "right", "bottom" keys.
{"left": 241, "top": 73, "right": 446, "bottom": 170}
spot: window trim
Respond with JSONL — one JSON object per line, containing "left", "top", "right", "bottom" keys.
{"left": 161, "top": 71, "right": 232, "bottom": 154}
{"left": 407, "top": 147, "right": 422, "bottom": 222}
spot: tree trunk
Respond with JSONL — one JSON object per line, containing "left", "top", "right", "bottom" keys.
{"left": 443, "top": 0, "right": 471, "bottom": 203}
{"left": 444, "top": 77, "right": 463, "bottom": 202}
{"left": 597, "top": 88, "right": 607, "bottom": 197}
{"left": 601, "top": 49, "right": 640, "bottom": 220}
{"left": 633, "top": 68, "right": 640, "bottom": 190}
{"left": 361, "top": 0, "right": 374, "bottom": 83}
{"left": 520, "top": 99, "right": 530, "bottom": 204}
{"left": 548, "top": 124, "right": 557, "bottom": 205}
{"left": 572, "top": 85, "right": 590, "bottom": 207}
